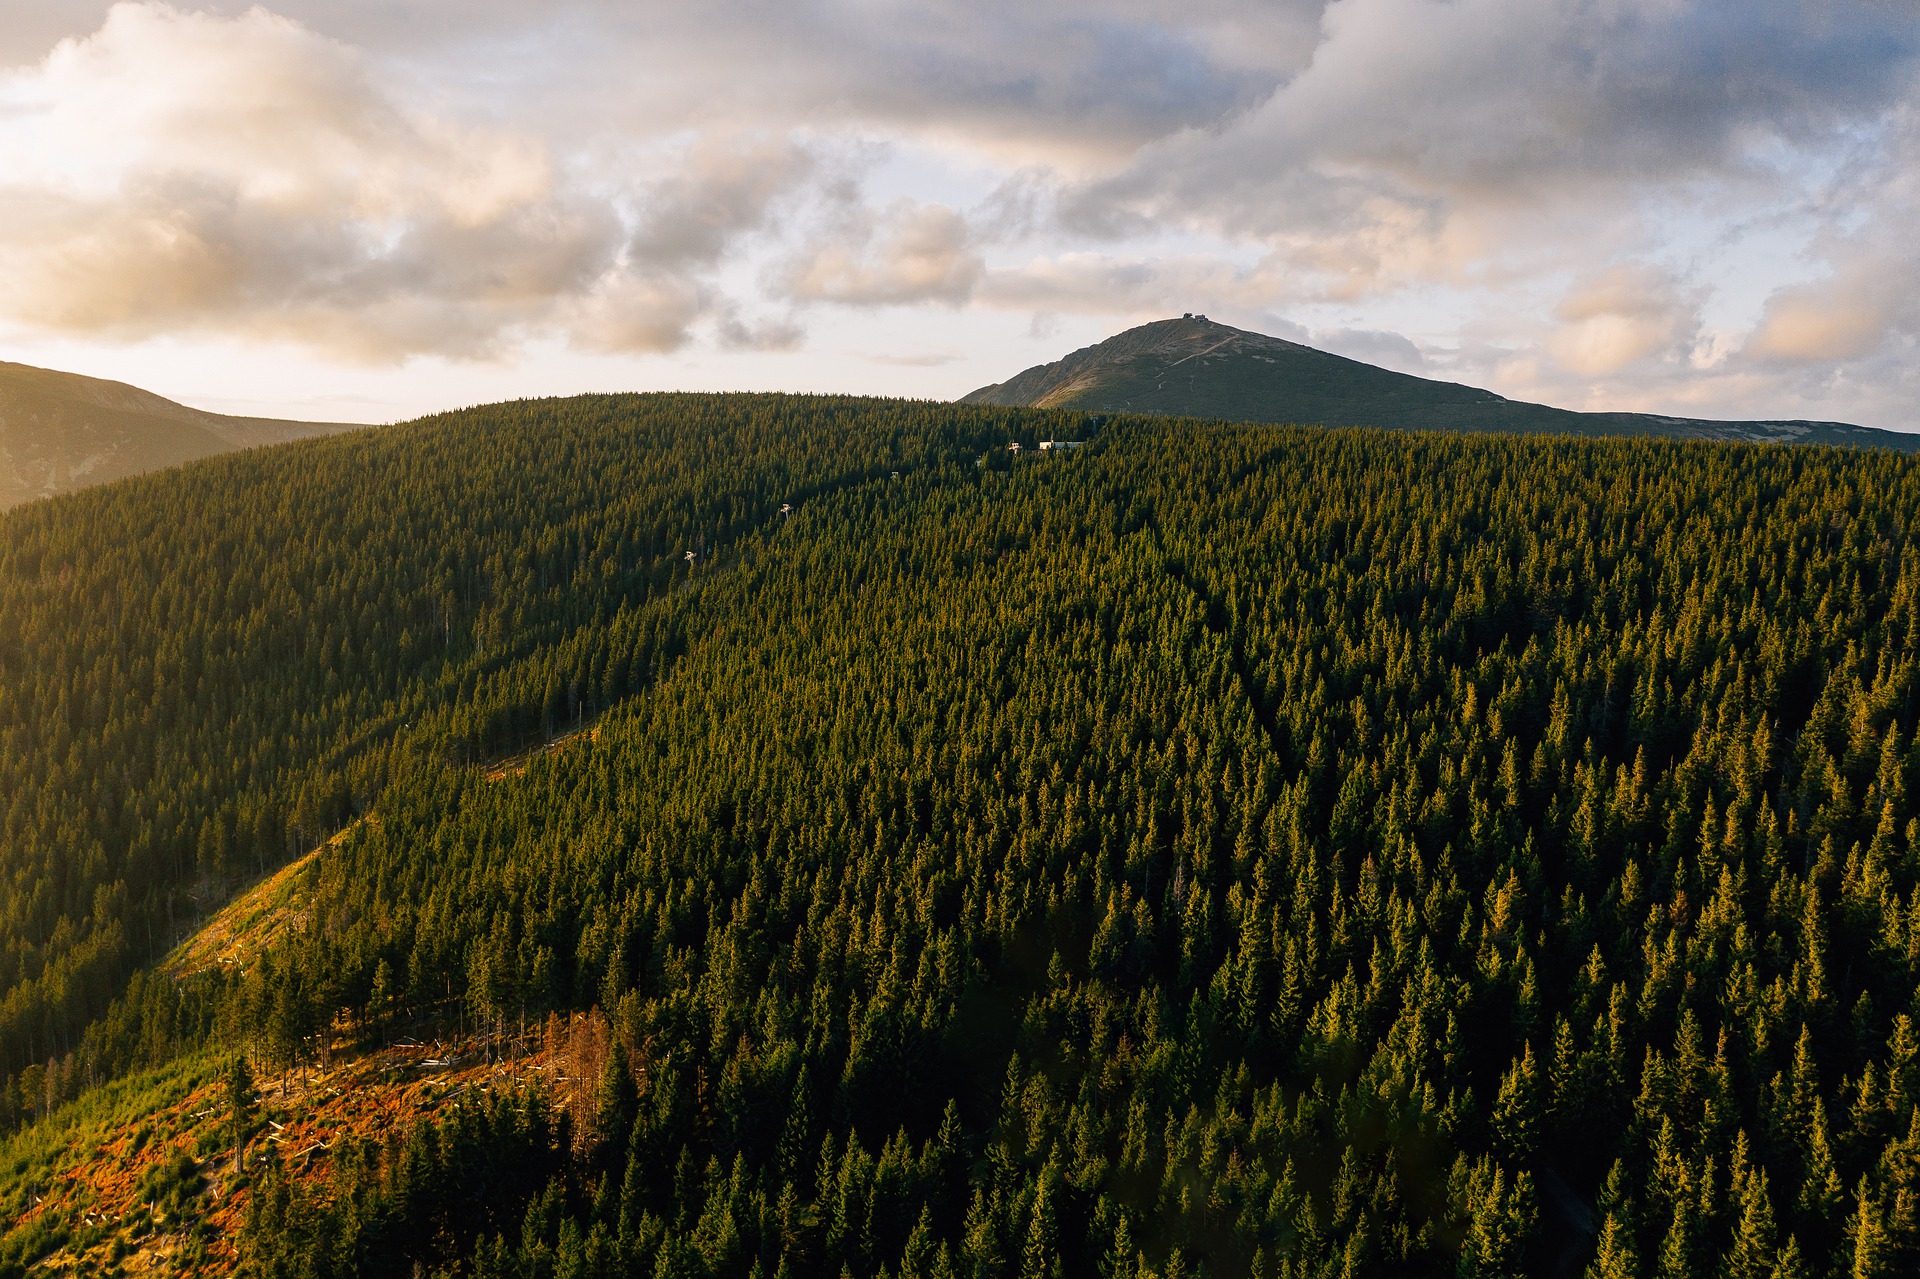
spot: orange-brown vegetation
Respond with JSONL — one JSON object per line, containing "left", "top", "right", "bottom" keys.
{"left": 19, "top": 1010, "right": 623, "bottom": 1277}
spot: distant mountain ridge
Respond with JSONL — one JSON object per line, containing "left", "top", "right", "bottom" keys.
{"left": 0, "top": 360, "right": 363, "bottom": 508}
{"left": 962, "top": 316, "right": 1916, "bottom": 450}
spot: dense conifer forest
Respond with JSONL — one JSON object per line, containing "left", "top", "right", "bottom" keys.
{"left": 6, "top": 394, "right": 1920, "bottom": 1277}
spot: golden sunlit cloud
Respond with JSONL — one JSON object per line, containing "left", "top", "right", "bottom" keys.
{"left": 0, "top": 4, "right": 830, "bottom": 360}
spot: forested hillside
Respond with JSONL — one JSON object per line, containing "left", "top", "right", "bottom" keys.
{"left": 6, "top": 398, "right": 1920, "bottom": 1279}
{"left": 0, "top": 394, "right": 1022, "bottom": 1097}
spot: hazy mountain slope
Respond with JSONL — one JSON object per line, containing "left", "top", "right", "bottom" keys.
{"left": 962, "top": 315, "right": 1917, "bottom": 449}
{"left": 0, "top": 361, "right": 362, "bottom": 508}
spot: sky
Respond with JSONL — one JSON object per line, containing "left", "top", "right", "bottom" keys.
{"left": 0, "top": 1, "right": 1915, "bottom": 429}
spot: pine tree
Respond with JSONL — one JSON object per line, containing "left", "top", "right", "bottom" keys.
{"left": 594, "top": 1040, "right": 637, "bottom": 1154}
{"left": 1103, "top": 1216, "right": 1137, "bottom": 1279}
{"left": 1772, "top": 1235, "right": 1809, "bottom": 1279}
{"left": 1653, "top": 1193, "right": 1697, "bottom": 1279}
{"left": 1022, "top": 1184, "right": 1061, "bottom": 1279}
{"left": 1726, "top": 1166, "right": 1778, "bottom": 1279}
{"left": 963, "top": 1187, "right": 1002, "bottom": 1279}
{"left": 1456, "top": 1157, "right": 1535, "bottom": 1278}
{"left": 1492, "top": 1044, "right": 1541, "bottom": 1162}
{"left": 225, "top": 1055, "right": 257, "bottom": 1178}
{"left": 1847, "top": 1177, "right": 1890, "bottom": 1279}
{"left": 1585, "top": 1212, "right": 1637, "bottom": 1279}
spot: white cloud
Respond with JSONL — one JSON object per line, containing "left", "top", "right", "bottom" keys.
{"left": 0, "top": 5, "right": 831, "bottom": 359}
{"left": 780, "top": 200, "right": 982, "bottom": 307}
{"left": 1745, "top": 277, "right": 1895, "bottom": 365}
{"left": 1546, "top": 264, "right": 1699, "bottom": 377}
{"left": 1742, "top": 100, "right": 1920, "bottom": 372}
{"left": 1313, "top": 327, "right": 1425, "bottom": 372}
{"left": 0, "top": 4, "right": 619, "bottom": 357}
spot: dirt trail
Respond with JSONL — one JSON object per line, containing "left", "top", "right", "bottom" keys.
{"left": 481, "top": 719, "right": 601, "bottom": 782}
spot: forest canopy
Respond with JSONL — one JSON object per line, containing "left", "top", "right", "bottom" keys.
{"left": 4, "top": 395, "right": 1920, "bottom": 1278}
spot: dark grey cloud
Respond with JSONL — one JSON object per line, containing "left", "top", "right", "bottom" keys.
{"left": 1082, "top": 0, "right": 1920, "bottom": 239}
{"left": 1, "top": 1, "right": 1297, "bottom": 153}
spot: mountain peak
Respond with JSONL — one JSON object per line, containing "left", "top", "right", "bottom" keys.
{"left": 962, "top": 317, "right": 1912, "bottom": 450}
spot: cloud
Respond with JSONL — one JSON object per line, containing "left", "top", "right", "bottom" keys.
{"left": 1546, "top": 264, "right": 1700, "bottom": 376}
{"left": 715, "top": 307, "right": 806, "bottom": 352}
{"left": 1009, "top": 0, "right": 1916, "bottom": 426}
{"left": 572, "top": 132, "right": 823, "bottom": 354}
{"left": 553, "top": 2, "right": 1294, "bottom": 160}
{"left": 1742, "top": 102, "right": 1920, "bottom": 370}
{"left": 563, "top": 275, "right": 710, "bottom": 357}
{"left": 1056, "top": 0, "right": 1918, "bottom": 321}
{"left": 1744, "top": 276, "right": 1896, "bottom": 365}
{"left": 0, "top": 4, "right": 822, "bottom": 359}
{"left": 975, "top": 251, "right": 1328, "bottom": 327}
{"left": 1313, "top": 327, "right": 1425, "bottom": 372}
{"left": 780, "top": 200, "right": 982, "bottom": 307}
{"left": 0, "top": 1, "right": 1915, "bottom": 429}
{"left": 0, "top": 4, "right": 616, "bottom": 358}
{"left": 867, "top": 352, "right": 961, "bottom": 367}
{"left": 625, "top": 135, "right": 817, "bottom": 270}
